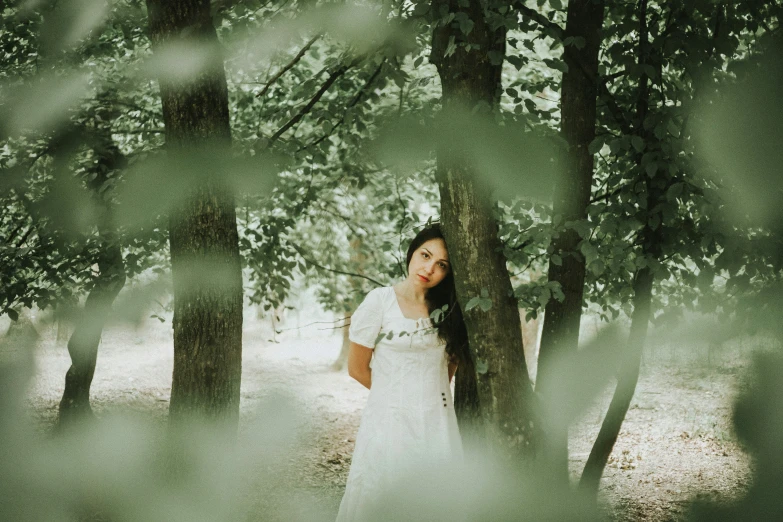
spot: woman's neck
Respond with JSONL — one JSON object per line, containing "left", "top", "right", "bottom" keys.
{"left": 396, "top": 279, "right": 427, "bottom": 303}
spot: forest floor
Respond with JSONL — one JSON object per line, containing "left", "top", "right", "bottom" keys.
{"left": 18, "top": 315, "right": 754, "bottom": 521}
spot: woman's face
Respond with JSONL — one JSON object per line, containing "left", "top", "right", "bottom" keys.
{"left": 408, "top": 238, "right": 450, "bottom": 289}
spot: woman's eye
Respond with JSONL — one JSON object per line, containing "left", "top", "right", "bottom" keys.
{"left": 422, "top": 252, "right": 429, "bottom": 258}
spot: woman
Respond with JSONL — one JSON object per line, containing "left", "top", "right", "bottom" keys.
{"left": 335, "top": 224, "right": 468, "bottom": 521}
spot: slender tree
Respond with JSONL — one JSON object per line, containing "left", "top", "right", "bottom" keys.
{"left": 534, "top": 0, "right": 606, "bottom": 482}
{"left": 58, "top": 119, "right": 127, "bottom": 426}
{"left": 145, "top": 0, "right": 243, "bottom": 425}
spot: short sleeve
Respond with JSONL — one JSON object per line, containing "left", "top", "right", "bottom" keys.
{"left": 349, "top": 288, "right": 385, "bottom": 349}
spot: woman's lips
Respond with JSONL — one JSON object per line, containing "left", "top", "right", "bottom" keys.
{"left": 417, "top": 275, "right": 429, "bottom": 282}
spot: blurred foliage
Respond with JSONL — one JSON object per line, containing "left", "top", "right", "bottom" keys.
{"left": 1, "top": 0, "right": 783, "bottom": 518}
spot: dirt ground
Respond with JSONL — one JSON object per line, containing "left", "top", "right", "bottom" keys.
{"left": 18, "top": 314, "right": 753, "bottom": 521}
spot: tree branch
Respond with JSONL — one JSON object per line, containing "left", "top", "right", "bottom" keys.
{"left": 264, "top": 54, "right": 364, "bottom": 147}
{"left": 514, "top": 3, "right": 565, "bottom": 40}
{"left": 4, "top": 216, "right": 29, "bottom": 245}
{"left": 298, "top": 59, "right": 386, "bottom": 152}
{"left": 287, "top": 240, "right": 385, "bottom": 287}
{"left": 14, "top": 225, "right": 34, "bottom": 248}
{"left": 256, "top": 33, "right": 323, "bottom": 99}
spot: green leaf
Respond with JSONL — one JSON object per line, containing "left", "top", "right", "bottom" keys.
{"left": 645, "top": 161, "right": 657, "bottom": 177}
{"left": 465, "top": 296, "right": 481, "bottom": 311}
{"left": 666, "top": 182, "right": 684, "bottom": 200}
{"left": 588, "top": 136, "right": 605, "bottom": 155}
{"left": 667, "top": 119, "right": 680, "bottom": 137}
{"left": 540, "top": 285, "right": 553, "bottom": 303}
{"left": 551, "top": 254, "right": 562, "bottom": 266}
{"left": 475, "top": 358, "right": 489, "bottom": 375}
{"left": 631, "top": 135, "right": 645, "bottom": 152}
{"left": 589, "top": 260, "right": 606, "bottom": 277}
{"left": 459, "top": 18, "right": 475, "bottom": 35}
{"left": 480, "top": 287, "right": 489, "bottom": 298}
{"left": 564, "top": 36, "right": 586, "bottom": 49}
{"left": 7, "top": 309, "right": 19, "bottom": 322}
{"left": 478, "top": 298, "right": 492, "bottom": 312}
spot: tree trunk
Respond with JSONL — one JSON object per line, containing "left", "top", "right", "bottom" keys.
{"left": 333, "top": 236, "right": 366, "bottom": 371}
{"left": 331, "top": 312, "right": 352, "bottom": 371}
{"left": 580, "top": 0, "right": 660, "bottom": 494}
{"left": 579, "top": 265, "right": 653, "bottom": 493}
{"left": 57, "top": 245, "right": 125, "bottom": 425}
{"left": 430, "top": 0, "right": 536, "bottom": 460}
{"left": 58, "top": 132, "right": 127, "bottom": 427}
{"left": 146, "top": 0, "right": 243, "bottom": 426}
{"left": 453, "top": 351, "right": 481, "bottom": 441}
{"left": 534, "top": 0, "right": 606, "bottom": 482}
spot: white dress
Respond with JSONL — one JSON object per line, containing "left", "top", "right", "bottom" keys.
{"left": 336, "top": 287, "right": 463, "bottom": 521}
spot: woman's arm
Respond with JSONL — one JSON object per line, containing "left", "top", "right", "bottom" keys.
{"left": 347, "top": 342, "right": 373, "bottom": 389}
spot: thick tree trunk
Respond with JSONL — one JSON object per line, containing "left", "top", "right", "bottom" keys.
{"left": 430, "top": 0, "right": 536, "bottom": 460}
{"left": 534, "top": 0, "right": 606, "bottom": 482}
{"left": 146, "top": 0, "right": 243, "bottom": 426}
{"left": 580, "top": 0, "right": 660, "bottom": 494}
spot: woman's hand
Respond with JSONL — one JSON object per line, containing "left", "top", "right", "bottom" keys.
{"left": 347, "top": 342, "right": 373, "bottom": 389}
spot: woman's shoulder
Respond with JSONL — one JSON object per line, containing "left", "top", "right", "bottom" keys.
{"left": 365, "top": 286, "right": 394, "bottom": 303}
{"left": 367, "top": 285, "right": 393, "bottom": 296}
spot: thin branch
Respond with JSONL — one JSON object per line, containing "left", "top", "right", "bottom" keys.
{"left": 264, "top": 55, "right": 364, "bottom": 147}
{"left": 4, "top": 218, "right": 29, "bottom": 245}
{"left": 256, "top": 33, "right": 323, "bottom": 99}
{"left": 590, "top": 181, "right": 633, "bottom": 204}
{"left": 288, "top": 240, "right": 385, "bottom": 287}
{"left": 514, "top": 3, "right": 565, "bottom": 40}
{"left": 298, "top": 59, "right": 386, "bottom": 152}
{"left": 275, "top": 316, "right": 349, "bottom": 332}
{"left": 113, "top": 128, "right": 166, "bottom": 134}
{"left": 315, "top": 204, "right": 365, "bottom": 237}
{"left": 511, "top": 252, "right": 547, "bottom": 277}
{"left": 14, "top": 225, "right": 34, "bottom": 248}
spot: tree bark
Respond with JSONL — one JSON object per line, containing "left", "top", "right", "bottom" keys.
{"left": 146, "top": 0, "right": 243, "bottom": 426}
{"left": 57, "top": 243, "right": 125, "bottom": 425}
{"left": 333, "top": 237, "right": 365, "bottom": 371}
{"left": 580, "top": 0, "right": 660, "bottom": 494}
{"left": 430, "top": 0, "right": 536, "bottom": 460}
{"left": 58, "top": 133, "right": 127, "bottom": 427}
{"left": 534, "top": 0, "right": 606, "bottom": 482}
{"left": 331, "top": 312, "right": 352, "bottom": 371}
{"left": 580, "top": 264, "right": 653, "bottom": 493}
{"left": 453, "top": 350, "right": 481, "bottom": 441}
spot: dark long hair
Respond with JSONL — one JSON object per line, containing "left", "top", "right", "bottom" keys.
{"left": 405, "top": 224, "right": 469, "bottom": 364}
